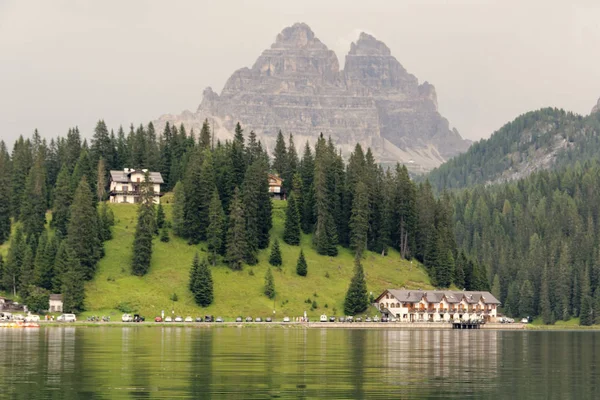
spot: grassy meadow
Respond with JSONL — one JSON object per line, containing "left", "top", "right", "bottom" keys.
{"left": 83, "top": 199, "right": 433, "bottom": 320}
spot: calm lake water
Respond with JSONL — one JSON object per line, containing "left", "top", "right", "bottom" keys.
{"left": 0, "top": 327, "right": 599, "bottom": 399}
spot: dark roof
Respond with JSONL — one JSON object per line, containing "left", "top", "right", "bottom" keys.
{"left": 378, "top": 289, "right": 501, "bottom": 305}
{"left": 49, "top": 294, "right": 63, "bottom": 301}
{"left": 110, "top": 169, "right": 164, "bottom": 184}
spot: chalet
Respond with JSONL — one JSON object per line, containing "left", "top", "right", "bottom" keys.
{"left": 0, "top": 296, "right": 5, "bottom": 310}
{"left": 49, "top": 294, "right": 63, "bottom": 313}
{"left": 268, "top": 174, "right": 284, "bottom": 200}
{"left": 109, "top": 168, "right": 164, "bottom": 204}
{"left": 375, "top": 289, "right": 501, "bottom": 323}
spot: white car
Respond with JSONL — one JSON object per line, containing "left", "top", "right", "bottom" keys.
{"left": 122, "top": 314, "right": 133, "bottom": 322}
{"left": 184, "top": 316, "right": 193, "bottom": 322}
{"left": 165, "top": 316, "right": 173, "bottom": 322}
{"left": 174, "top": 316, "right": 183, "bottom": 322}
{"left": 13, "top": 314, "right": 25, "bottom": 321}
{"left": 320, "top": 315, "right": 328, "bottom": 322}
{"left": 521, "top": 318, "right": 528, "bottom": 324}
{"left": 283, "top": 317, "right": 290, "bottom": 322}
{"left": 58, "top": 314, "right": 77, "bottom": 322}
{"left": 25, "top": 315, "right": 40, "bottom": 322}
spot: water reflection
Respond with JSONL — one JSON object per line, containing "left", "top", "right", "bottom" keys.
{"left": 0, "top": 328, "right": 599, "bottom": 398}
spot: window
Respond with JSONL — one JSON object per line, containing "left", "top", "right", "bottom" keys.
{"left": 397, "top": 303, "right": 400, "bottom": 308}
{"left": 123, "top": 185, "right": 128, "bottom": 192}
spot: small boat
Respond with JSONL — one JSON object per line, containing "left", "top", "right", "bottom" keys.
{"left": 0, "top": 321, "right": 40, "bottom": 328}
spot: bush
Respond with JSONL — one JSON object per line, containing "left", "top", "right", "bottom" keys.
{"left": 117, "top": 302, "right": 136, "bottom": 313}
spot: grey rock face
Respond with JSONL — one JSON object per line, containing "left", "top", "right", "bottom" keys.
{"left": 593, "top": 98, "right": 600, "bottom": 114}
{"left": 156, "top": 23, "right": 470, "bottom": 171}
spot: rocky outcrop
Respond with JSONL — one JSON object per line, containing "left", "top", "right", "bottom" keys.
{"left": 592, "top": 98, "right": 600, "bottom": 114}
{"left": 156, "top": 23, "right": 470, "bottom": 171}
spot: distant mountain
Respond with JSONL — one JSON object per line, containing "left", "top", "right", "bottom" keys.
{"left": 426, "top": 107, "right": 600, "bottom": 191}
{"left": 593, "top": 97, "right": 600, "bottom": 114}
{"left": 156, "top": 23, "right": 470, "bottom": 172}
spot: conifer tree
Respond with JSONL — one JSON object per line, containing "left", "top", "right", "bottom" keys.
{"left": 34, "top": 234, "right": 57, "bottom": 290}
{"left": 269, "top": 239, "right": 282, "bottom": 267}
{"left": 189, "top": 254, "right": 214, "bottom": 307}
{"left": 594, "top": 289, "right": 600, "bottom": 325}
{"left": 19, "top": 245, "right": 34, "bottom": 299}
{"left": 283, "top": 191, "right": 301, "bottom": 245}
{"left": 296, "top": 249, "right": 307, "bottom": 277}
{"left": 242, "top": 161, "right": 268, "bottom": 264}
{"left": 344, "top": 257, "right": 369, "bottom": 315}
{"left": 199, "top": 119, "right": 212, "bottom": 150}
{"left": 272, "top": 130, "right": 287, "bottom": 175}
{"left": 313, "top": 136, "right": 338, "bottom": 256}
{"left": 519, "top": 279, "right": 535, "bottom": 317}
{"left": 20, "top": 154, "right": 47, "bottom": 243}
{"left": 61, "top": 245, "right": 85, "bottom": 313}
{"left": 71, "top": 149, "right": 96, "bottom": 198}
{"left": 349, "top": 181, "right": 369, "bottom": 258}
{"left": 52, "top": 166, "right": 72, "bottom": 238}
{"left": 540, "top": 265, "right": 554, "bottom": 324}
{"left": 172, "top": 181, "right": 186, "bottom": 237}
{"left": 131, "top": 171, "right": 155, "bottom": 276}
{"left": 10, "top": 136, "right": 33, "bottom": 220}
{"left": 579, "top": 266, "right": 593, "bottom": 326}
{"left": 264, "top": 267, "right": 275, "bottom": 299}
{"left": 245, "top": 130, "right": 261, "bottom": 166}
{"left": 207, "top": 189, "right": 225, "bottom": 266}
{"left": 0, "top": 141, "right": 11, "bottom": 244}
{"left": 96, "top": 158, "right": 107, "bottom": 201}
{"left": 282, "top": 133, "right": 298, "bottom": 195}
{"left": 226, "top": 188, "right": 246, "bottom": 270}
{"left": 3, "top": 227, "right": 25, "bottom": 296}
{"left": 300, "top": 142, "right": 315, "bottom": 234}
{"left": 98, "top": 202, "right": 114, "bottom": 241}
{"left": 91, "top": 119, "right": 113, "bottom": 170}
{"left": 67, "top": 177, "right": 101, "bottom": 280}
{"left": 156, "top": 203, "right": 165, "bottom": 230}
{"left": 231, "top": 123, "right": 246, "bottom": 188}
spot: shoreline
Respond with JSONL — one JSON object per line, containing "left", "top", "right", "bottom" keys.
{"left": 4, "top": 321, "right": 596, "bottom": 330}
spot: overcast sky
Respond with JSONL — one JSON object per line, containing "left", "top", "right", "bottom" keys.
{"left": 1, "top": 0, "right": 599, "bottom": 146}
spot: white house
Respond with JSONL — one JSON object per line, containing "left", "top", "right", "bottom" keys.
{"left": 49, "top": 294, "right": 63, "bottom": 313}
{"left": 109, "top": 168, "right": 164, "bottom": 204}
{"left": 375, "top": 289, "right": 501, "bottom": 323}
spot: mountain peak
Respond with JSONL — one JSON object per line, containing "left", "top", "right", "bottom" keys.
{"left": 592, "top": 97, "right": 600, "bottom": 114}
{"left": 273, "top": 23, "right": 324, "bottom": 50}
{"left": 349, "top": 32, "right": 391, "bottom": 56}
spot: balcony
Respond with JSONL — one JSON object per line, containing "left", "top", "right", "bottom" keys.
{"left": 110, "top": 190, "right": 162, "bottom": 196}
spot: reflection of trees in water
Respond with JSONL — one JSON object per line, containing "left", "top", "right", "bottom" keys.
{"left": 190, "top": 328, "right": 213, "bottom": 399}
{"left": 348, "top": 330, "right": 366, "bottom": 399}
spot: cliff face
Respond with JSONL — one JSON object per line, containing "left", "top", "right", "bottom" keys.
{"left": 156, "top": 23, "right": 470, "bottom": 171}
{"left": 592, "top": 98, "right": 600, "bottom": 114}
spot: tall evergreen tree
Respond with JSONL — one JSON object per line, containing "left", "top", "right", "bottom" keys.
{"left": 91, "top": 119, "right": 113, "bottom": 170}
{"left": 199, "top": 119, "right": 212, "bottom": 150}
{"left": 349, "top": 181, "right": 369, "bottom": 258}
{"left": 226, "top": 188, "right": 246, "bottom": 270}
{"left": 300, "top": 142, "right": 315, "bottom": 234}
{"left": 3, "top": 227, "right": 25, "bottom": 295}
{"left": 313, "top": 136, "right": 338, "bottom": 256}
{"left": 61, "top": 244, "right": 85, "bottom": 313}
{"left": 283, "top": 191, "right": 301, "bottom": 245}
{"left": 19, "top": 245, "right": 34, "bottom": 299}
{"left": 0, "top": 141, "right": 11, "bottom": 244}
{"left": 189, "top": 254, "right": 214, "bottom": 307}
{"left": 171, "top": 181, "right": 186, "bottom": 237}
{"left": 34, "top": 234, "right": 57, "bottom": 290}
{"left": 20, "top": 153, "right": 47, "bottom": 243}
{"left": 264, "top": 267, "right": 275, "bottom": 299}
{"left": 156, "top": 203, "right": 165, "bottom": 230}
{"left": 296, "top": 249, "right": 307, "bottom": 277}
{"left": 272, "top": 130, "right": 287, "bottom": 175}
{"left": 269, "top": 239, "right": 282, "bottom": 267}
{"left": 67, "top": 177, "right": 101, "bottom": 280}
{"left": 231, "top": 123, "right": 246, "bottom": 188}
{"left": 96, "top": 158, "right": 107, "bottom": 201}
{"left": 519, "top": 280, "right": 535, "bottom": 317}
{"left": 98, "top": 202, "right": 114, "bottom": 241}
{"left": 207, "top": 189, "right": 225, "bottom": 266}
{"left": 71, "top": 149, "right": 96, "bottom": 198}
{"left": 344, "top": 258, "right": 369, "bottom": 315}
{"left": 131, "top": 171, "right": 156, "bottom": 276}
{"left": 540, "top": 264, "right": 554, "bottom": 324}
{"left": 10, "top": 136, "right": 33, "bottom": 220}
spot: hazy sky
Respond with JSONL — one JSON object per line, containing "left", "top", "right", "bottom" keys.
{"left": 1, "top": 0, "right": 599, "bottom": 146}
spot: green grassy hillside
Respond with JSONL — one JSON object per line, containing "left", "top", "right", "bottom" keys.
{"left": 84, "top": 200, "right": 432, "bottom": 320}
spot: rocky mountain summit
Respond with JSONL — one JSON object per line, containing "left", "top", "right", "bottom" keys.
{"left": 592, "top": 97, "right": 600, "bottom": 114}
{"left": 156, "top": 23, "right": 470, "bottom": 171}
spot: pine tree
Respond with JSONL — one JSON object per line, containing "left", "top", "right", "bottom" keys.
{"left": 91, "top": 120, "right": 113, "bottom": 170}
{"left": 160, "top": 227, "right": 170, "bottom": 242}
{"left": 579, "top": 266, "right": 593, "bottom": 326}
{"left": 283, "top": 191, "right": 301, "bottom": 245}
{"left": 19, "top": 245, "right": 34, "bottom": 299}
{"left": 0, "top": 141, "right": 11, "bottom": 244}
{"left": 98, "top": 202, "right": 114, "bottom": 241}
{"left": 269, "top": 239, "right": 282, "bottom": 267}
{"left": 3, "top": 227, "right": 25, "bottom": 296}
{"left": 96, "top": 158, "right": 107, "bottom": 201}
{"left": 231, "top": 123, "right": 246, "bottom": 188}
{"left": 156, "top": 203, "right": 165, "bottom": 230}
{"left": 313, "top": 136, "right": 338, "bottom": 256}
{"left": 185, "top": 150, "right": 215, "bottom": 243}
{"left": 199, "top": 119, "right": 212, "bottom": 150}
{"left": 226, "top": 188, "right": 246, "bottom": 270}
{"left": 189, "top": 254, "right": 214, "bottom": 307}
{"left": 20, "top": 153, "right": 47, "bottom": 243}
{"left": 172, "top": 181, "right": 186, "bottom": 237}
{"left": 540, "top": 265, "right": 554, "bottom": 324}
{"left": 52, "top": 166, "right": 72, "bottom": 237}
{"left": 272, "top": 130, "right": 287, "bottom": 175}
{"left": 34, "top": 234, "right": 57, "bottom": 290}
{"left": 207, "top": 189, "right": 225, "bottom": 266}
{"left": 61, "top": 244, "right": 85, "bottom": 313}
{"left": 242, "top": 161, "right": 268, "bottom": 264}
{"left": 67, "top": 177, "right": 101, "bottom": 280}
{"left": 71, "top": 149, "right": 96, "bottom": 199}
{"left": 131, "top": 171, "right": 156, "bottom": 276}
{"left": 264, "top": 267, "right": 275, "bottom": 299}
{"left": 350, "top": 181, "right": 369, "bottom": 258}
{"left": 344, "top": 257, "right": 369, "bottom": 315}
{"left": 296, "top": 249, "right": 307, "bottom": 277}
{"left": 519, "top": 280, "right": 535, "bottom": 317}
{"left": 300, "top": 142, "right": 315, "bottom": 234}
{"left": 10, "top": 136, "right": 33, "bottom": 220}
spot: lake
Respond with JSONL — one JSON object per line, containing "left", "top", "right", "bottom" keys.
{"left": 0, "top": 327, "right": 598, "bottom": 399}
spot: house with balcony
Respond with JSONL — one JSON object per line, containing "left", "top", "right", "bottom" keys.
{"left": 375, "top": 289, "right": 501, "bottom": 323}
{"left": 109, "top": 168, "right": 164, "bottom": 204}
{"left": 268, "top": 173, "right": 284, "bottom": 200}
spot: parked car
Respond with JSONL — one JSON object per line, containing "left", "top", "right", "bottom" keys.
{"left": 184, "top": 316, "right": 193, "bottom": 323}
{"left": 216, "top": 317, "right": 224, "bottom": 323}
{"left": 58, "top": 314, "right": 77, "bottom": 322}
{"left": 246, "top": 316, "right": 253, "bottom": 322}
{"left": 346, "top": 316, "right": 354, "bottom": 323}
{"left": 122, "top": 314, "right": 133, "bottom": 322}
{"left": 25, "top": 315, "right": 40, "bottom": 322}
{"left": 338, "top": 317, "right": 345, "bottom": 322}
{"left": 174, "top": 316, "right": 183, "bottom": 322}
{"left": 266, "top": 317, "right": 272, "bottom": 322}
{"left": 205, "top": 315, "right": 214, "bottom": 322}
{"left": 235, "top": 317, "right": 243, "bottom": 322}
{"left": 154, "top": 317, "right": 162, "bottom": 322}
{"left": 13, "top": 314, "right": 25, "bottom": 321}
{"left": 195, "top": 317, "right": 203, "bottom": 322}
{"left": 133, "top": 314, "right": 145, "bottom": 322}
{"left": 320, "top": 315, "right": 328, "bottom": 322}
{"left": 390, "top": 317, "right": 398, "bottom": 322}
{"left": 373, "top": 316, "right": 379, "bottom": 322}
{"left": 355, "top": 317, "right": 362, "bottom": 322}
{"left": 283, "top": 317, "right": 290, "bottom": 322}
{"left": 255, "top": 317, "right": 263, "bottom": 322}
{"left": 381, "top": 317, "right": 389, "bottom": 322}
{"left": 165, "top": 316, "right": 172, "bottom": 322}
{"left": 365, "top": 317, "right": 372, "bottom": 322}
{"left": 329, "top": 316, "right": 336, "bottom": 322}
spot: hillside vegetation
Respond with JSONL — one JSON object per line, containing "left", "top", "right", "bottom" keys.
{"left": 427, "top": 108, "right": 600, "bottom": 191}
{"left": 84, "top": 201, "right": 432, "bottom": 320}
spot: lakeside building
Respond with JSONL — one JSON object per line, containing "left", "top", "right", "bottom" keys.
{"left": 109, "top": 168, "right": 164, "bottom": 204}
{"left": 375, "top": 289, "right": 501, "bottom": 323}
{"left": 268, "top": 174, "right": 284, "bottom": 200}
{"left": 49, "top": 294, "right": 63, "bottom": 313}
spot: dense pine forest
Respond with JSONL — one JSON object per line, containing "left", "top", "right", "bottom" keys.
{"left": 0, "top": 120, "right": 485, "bottom": 315}
{"left": 427, "top": 108, "right": 600, "bottom": 191}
